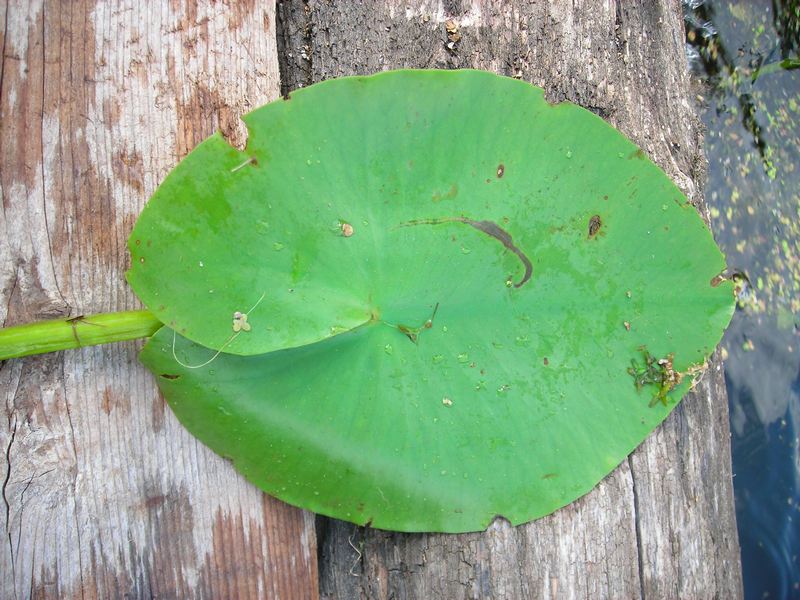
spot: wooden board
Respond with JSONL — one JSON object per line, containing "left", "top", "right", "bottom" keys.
{"left": 275, "top": 1, "right": 744, "bottom": 598}
{"left": 1, "top": 2, "right": 317, "bottom": 598}
{"left": 1, "top": 0, "right": 744, "bottom": 597}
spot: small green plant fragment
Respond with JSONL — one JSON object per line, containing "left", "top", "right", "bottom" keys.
{"left": 392, "top": 302, "right": 439, "bottom": 343}
{"left": 627, "top": 348, "right": 681, "bottom": 407}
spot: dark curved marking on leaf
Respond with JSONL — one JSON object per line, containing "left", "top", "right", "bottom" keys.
{"left": 399, "top": 217, "right": 533, "bottom": 287}
{"left": 159, "top": 373, "right": 181, "bottom": 380}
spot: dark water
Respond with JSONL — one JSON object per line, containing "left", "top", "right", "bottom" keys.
{"left": 684, "top": 1, "right": 800, "bottom": 597}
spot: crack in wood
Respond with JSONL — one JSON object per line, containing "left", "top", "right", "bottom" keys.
{"left": 3, "top": 417, "right": 17, "bottom": 581}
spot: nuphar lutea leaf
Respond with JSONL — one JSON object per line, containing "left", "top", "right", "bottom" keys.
{"left": 129, "top": 70, "right": 734, "bottom": 532}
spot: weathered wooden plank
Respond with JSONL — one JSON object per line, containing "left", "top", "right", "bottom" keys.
{"left": 1, "top": 1, "right": 317, "bottom": 598}
{"left": 276, "top": 1, "right": 743, "bottom": 597}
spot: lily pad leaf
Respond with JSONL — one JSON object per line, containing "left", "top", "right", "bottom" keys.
{"left": 132, "top": 70, "right": 734, "bottom": 532}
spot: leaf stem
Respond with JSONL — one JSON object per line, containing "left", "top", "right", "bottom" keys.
{"left": 0, "top": 310, "right": 162, "bottom": 361}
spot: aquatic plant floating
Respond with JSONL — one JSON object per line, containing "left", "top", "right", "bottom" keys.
{"left": 0, "top": 70, "right": 735, "bottom": 532}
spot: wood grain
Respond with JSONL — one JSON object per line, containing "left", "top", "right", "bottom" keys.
{"left": 275, "top": 1, "right": 744, "bottom": 598}
{"left": 1, "top": 1, "right": 317, "bottom": 598}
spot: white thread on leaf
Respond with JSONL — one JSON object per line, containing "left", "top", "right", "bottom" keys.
{"left": 170, "top": 292, "right": 266, "bottom": 369}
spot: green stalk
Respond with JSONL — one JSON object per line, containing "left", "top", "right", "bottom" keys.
{"left": 751, "top": 57, "right": 800, "bottom": 82}
{"left": 0, "top": 310, "right": 163, "bottom": 361}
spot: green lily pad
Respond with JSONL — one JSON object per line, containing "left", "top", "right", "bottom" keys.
{"left": 132, "top": 70, "right": 734, "bottom": 532}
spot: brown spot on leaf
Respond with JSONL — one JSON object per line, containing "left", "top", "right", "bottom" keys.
{"left": 541, "top": 473, "right": 558, "bottom": 479}
{"left": 432, "top": 183, "right": 458, "bottom": 202}
{"left": 588, "top": 215, "right": 602, "bottom": 238}
{"left": 543, "top": 357, "right": 549, "bottom": 366}
{"left": 496, "top": 164, "right": 505, "bottom": 178}
{"left": 628, "top": 149, "right": 646, "bottom": 160}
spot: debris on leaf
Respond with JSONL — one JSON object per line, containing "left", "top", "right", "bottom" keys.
{"left": 442, "top": 397, "right": 453, "bottom": 407}
{"left": 588, "top": 214, "right": 602, "bottom": 238}
{"left": 341, "top": 222, "right": 354, "bottom": 237}
{"left": 232, "top": 311, "right": 251, "bottom": 332}
{"left": 230, "top": 156, "right": 256, "bottom": 173}
{"left": 393, "top": 303, "right": 439, "bottom": 344}
{"left": 627, "top": 348, "right": 681, "bottom": 407}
